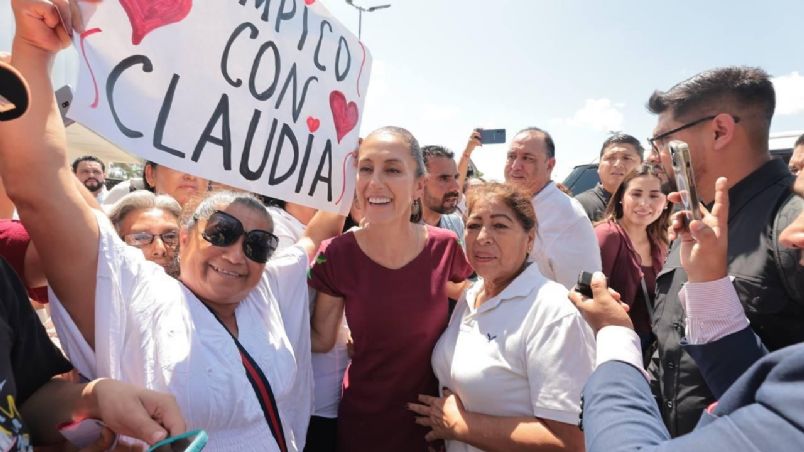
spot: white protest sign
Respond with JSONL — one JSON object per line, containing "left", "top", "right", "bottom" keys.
{"left": 69, "top": 0, "right": 371, "bottom": 214}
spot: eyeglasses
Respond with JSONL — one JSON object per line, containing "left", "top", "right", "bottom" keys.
{"left": 647, "top": 116, "right": 716, "bottom": 154}
{"left": 198, "top": 210, "right": 278, "bottom": 264}
{"left": 123, "top": 230, "right": 179, "bottom": 248}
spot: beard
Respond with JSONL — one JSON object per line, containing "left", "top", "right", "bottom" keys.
{"left": 424, "top": 190, "right": 460, "bottom": 215}
{"left": 83, "top": 178, "right": 103, "bottom": 193}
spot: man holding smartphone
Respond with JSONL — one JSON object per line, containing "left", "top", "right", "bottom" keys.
{"left": 645, "top": 66, "right": 804, "bottom": 436}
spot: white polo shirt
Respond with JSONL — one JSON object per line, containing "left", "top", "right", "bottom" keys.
{"left": 528, "top": 181, "right": 601, "bottom": 289}
{"left": 431, "top": 263, "right": 595, "bottom": 452}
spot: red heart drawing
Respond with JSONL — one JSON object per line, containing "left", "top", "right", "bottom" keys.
{"left": 329, "top": 91, "right": 359, "bottom": 144}
{"left": 119, "top": 0, "right": 193, "bottom": 45}
{"left": 304, "top": 0, "right": 315, "bottom": 5}
{"left": 306, "top": 116, "right": 321, "bottom": 133}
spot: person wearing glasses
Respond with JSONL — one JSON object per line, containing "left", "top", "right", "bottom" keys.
{"left": 644, "top": 66, "right": 804, "bottom": 436}
{"left": 571, "top": 171, "right": 804, "bottom": 451}
{"left": 107, "top": 191, "right": 182, "bottom": 277}
{"left": 2, "top": 2, "right": 345, "bottom": 450}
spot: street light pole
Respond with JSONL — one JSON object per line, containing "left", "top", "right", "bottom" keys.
{"left": 344, "top": 0, "right": 391, "bottom": 41}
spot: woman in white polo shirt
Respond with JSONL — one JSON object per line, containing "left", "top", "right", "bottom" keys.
{"left": 410, "top": 182, "right": 595, "bottom": 451}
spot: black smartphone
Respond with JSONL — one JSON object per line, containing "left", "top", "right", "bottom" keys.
{"left": 55, "top": 84, "right": 74, "bottom": 127}
{"left": 669, "top": 140, "right": 702, "bottom": 226}
{"left": 575, "top": 271, "right": 594, "bottom": 298}
{"left": 479, "top": 128, "right": 506, "bottom": 144}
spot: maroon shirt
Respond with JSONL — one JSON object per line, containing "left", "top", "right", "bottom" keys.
{"left": 309, "top": 226, "right": 472, "bottom": 452}
{"left": 595, "top": 220, "right": 666, "bottom": 341}
{"left": 0, "top": 220, "right": 48, "bottom": 302}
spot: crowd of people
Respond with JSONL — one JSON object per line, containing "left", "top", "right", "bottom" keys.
{"left": 1, "top": 1, "right": 804, "bottom": 451}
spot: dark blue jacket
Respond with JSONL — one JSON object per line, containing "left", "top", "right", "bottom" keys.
{"left": 582, "top": 327, "right": 804, "bottom": 451}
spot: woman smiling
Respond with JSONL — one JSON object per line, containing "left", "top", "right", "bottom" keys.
{"left": 412, "top": 183, "right": 594, "bottom": 451}
{"left": 595, "top": 164, "right": 671, "bottom": 351}
{"left": 309, "top": 127, "right": 472, "bottom": 451}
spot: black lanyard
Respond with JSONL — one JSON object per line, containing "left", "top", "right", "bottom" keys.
{"left": 203, "top": 304, "right": 289, "bottom": 452}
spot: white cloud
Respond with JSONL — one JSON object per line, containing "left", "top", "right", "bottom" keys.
{"left": 568, "top": 98, "right": 625, "bottom": 132}
{"left": 773, "top": 71, "right": 804, "bottom": 115}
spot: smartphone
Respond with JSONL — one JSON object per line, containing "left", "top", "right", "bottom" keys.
{"left": 575, "top": 271, "right": 594, "bottom": 298}
{"left": 55, "top": 84, "right": 75, "bottom": 127}
{"left": 668, "top": 140, "right": 702, "bottom": 225}
{"left": 479, "top": 128, "right": 506, "bottom": 144}
{"left": 147, "top": 430, "right": 208, "bottom": 452}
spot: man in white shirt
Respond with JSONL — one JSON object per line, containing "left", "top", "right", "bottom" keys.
{"left": 504, "top": 127, "right": 601, "bottom": 289}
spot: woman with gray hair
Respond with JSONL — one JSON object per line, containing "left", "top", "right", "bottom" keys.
{"left": 107, "top": 191, "right": 182, "bottom": 277}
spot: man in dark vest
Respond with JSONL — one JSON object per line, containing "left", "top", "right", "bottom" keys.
{"left": 646, "top": 66, "right": 804, "bottom": 436}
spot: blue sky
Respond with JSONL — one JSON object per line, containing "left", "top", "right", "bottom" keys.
{"left": 3, "top": 0, "right": 803, "bottom": 180}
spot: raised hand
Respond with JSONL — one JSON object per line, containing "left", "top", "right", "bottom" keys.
{"left": 668, "top": 177, "right": 729, "bottom": 282}
{"left": 568, "top": 272, "right": 632, "bottom": 335}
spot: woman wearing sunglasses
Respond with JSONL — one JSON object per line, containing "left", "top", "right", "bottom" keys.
{"left": 309, "top": 127, "right": 473, "bottom": 451}
{"left": 1, "top": 3, "right": 345, "bottom": 450}
{"left": 108, "top": 191, "right": 182, "bottom": 277}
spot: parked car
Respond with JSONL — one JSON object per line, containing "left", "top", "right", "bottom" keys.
{"left": 562, "top": 131, "right": 801, "bottom": 196}
{"left": 562, "top": 163, "right": 599, "bottom": 196}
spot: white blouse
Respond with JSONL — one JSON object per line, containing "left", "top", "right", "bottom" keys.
{"left": 50, "top": 210, "right": 312, "bottom": 451}
{"left": 431, "top": 263, "right": 596, "bottom": 452}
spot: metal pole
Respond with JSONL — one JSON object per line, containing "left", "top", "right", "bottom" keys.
{"left": 358, "top": 9, "right": 363, "bottom": 40}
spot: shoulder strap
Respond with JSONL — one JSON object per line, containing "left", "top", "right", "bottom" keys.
{"left": 203, "top": 305, "right": 289, "bottom": 452}
{"left": 772, "top": 192, "right": 804, "bottom": 302}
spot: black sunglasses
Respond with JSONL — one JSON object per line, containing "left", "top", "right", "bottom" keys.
{"left": 198, "top": 210, "right": 278, "bottom": 263}
{"left": 648, "top": 114, "right": 742, "bottom": 154}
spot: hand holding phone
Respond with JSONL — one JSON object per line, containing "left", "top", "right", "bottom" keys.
{"left": 575, "top": 271, "right": 594, "bottom": 298}
{"left": 669, "top": 140, "right": 702, "bottom": 227}
{"left": 147, "top": 430, "right": 208, "bottom": 452}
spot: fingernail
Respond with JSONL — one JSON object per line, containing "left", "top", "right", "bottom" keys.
{"left": 150, "top": 430, "right": 167, "bottom": 444}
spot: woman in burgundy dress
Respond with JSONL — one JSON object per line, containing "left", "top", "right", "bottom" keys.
{"left": 595, "top": 164, "right": 671, "bottom": 352}
{"left": 309, "top": 127, "right": 472, "bottom": 451}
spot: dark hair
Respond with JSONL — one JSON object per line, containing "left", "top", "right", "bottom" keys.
{"left": 600, "top": 132, "right": 644, "bottom": 160}
{"left": 466, "top": 182, "right": 536, "bottom": 232}
{"left": 421, "top": 145, "right": 455, "bottom": 167}
{"left": 647, "top": 67, "right": 775, "bottom": 149}
{"left": 600, "top": 164, "right": 671, "bottom": 247}
{"left": 795, "top": 133, "right": 804, "bottom": 148}
{"left": 142, "top": 161, "right": 157, "bottom": 192}
{"left": 364, "top": 126, "right": 425, "bottom": 178}
{"left": 516, "top": 127, "right": 555, "bottom": 158}
{"left": 72, "top": 155, "right": 105, "bottom": 173}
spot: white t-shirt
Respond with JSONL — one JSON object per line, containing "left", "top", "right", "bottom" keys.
{"left": 431, "top": 263, "right": 595, "bottom": 452}
{"left": 49, "top": 211, "right": 311, "bottom": 452}
{"left": 528, "top": 181, "right": 601, "bottom": 289}
{"left": 267, "top": 206, "right": 306, "bottom": 252}
{"left": 268, "top": 206, "right": 349, "bottom": 419}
